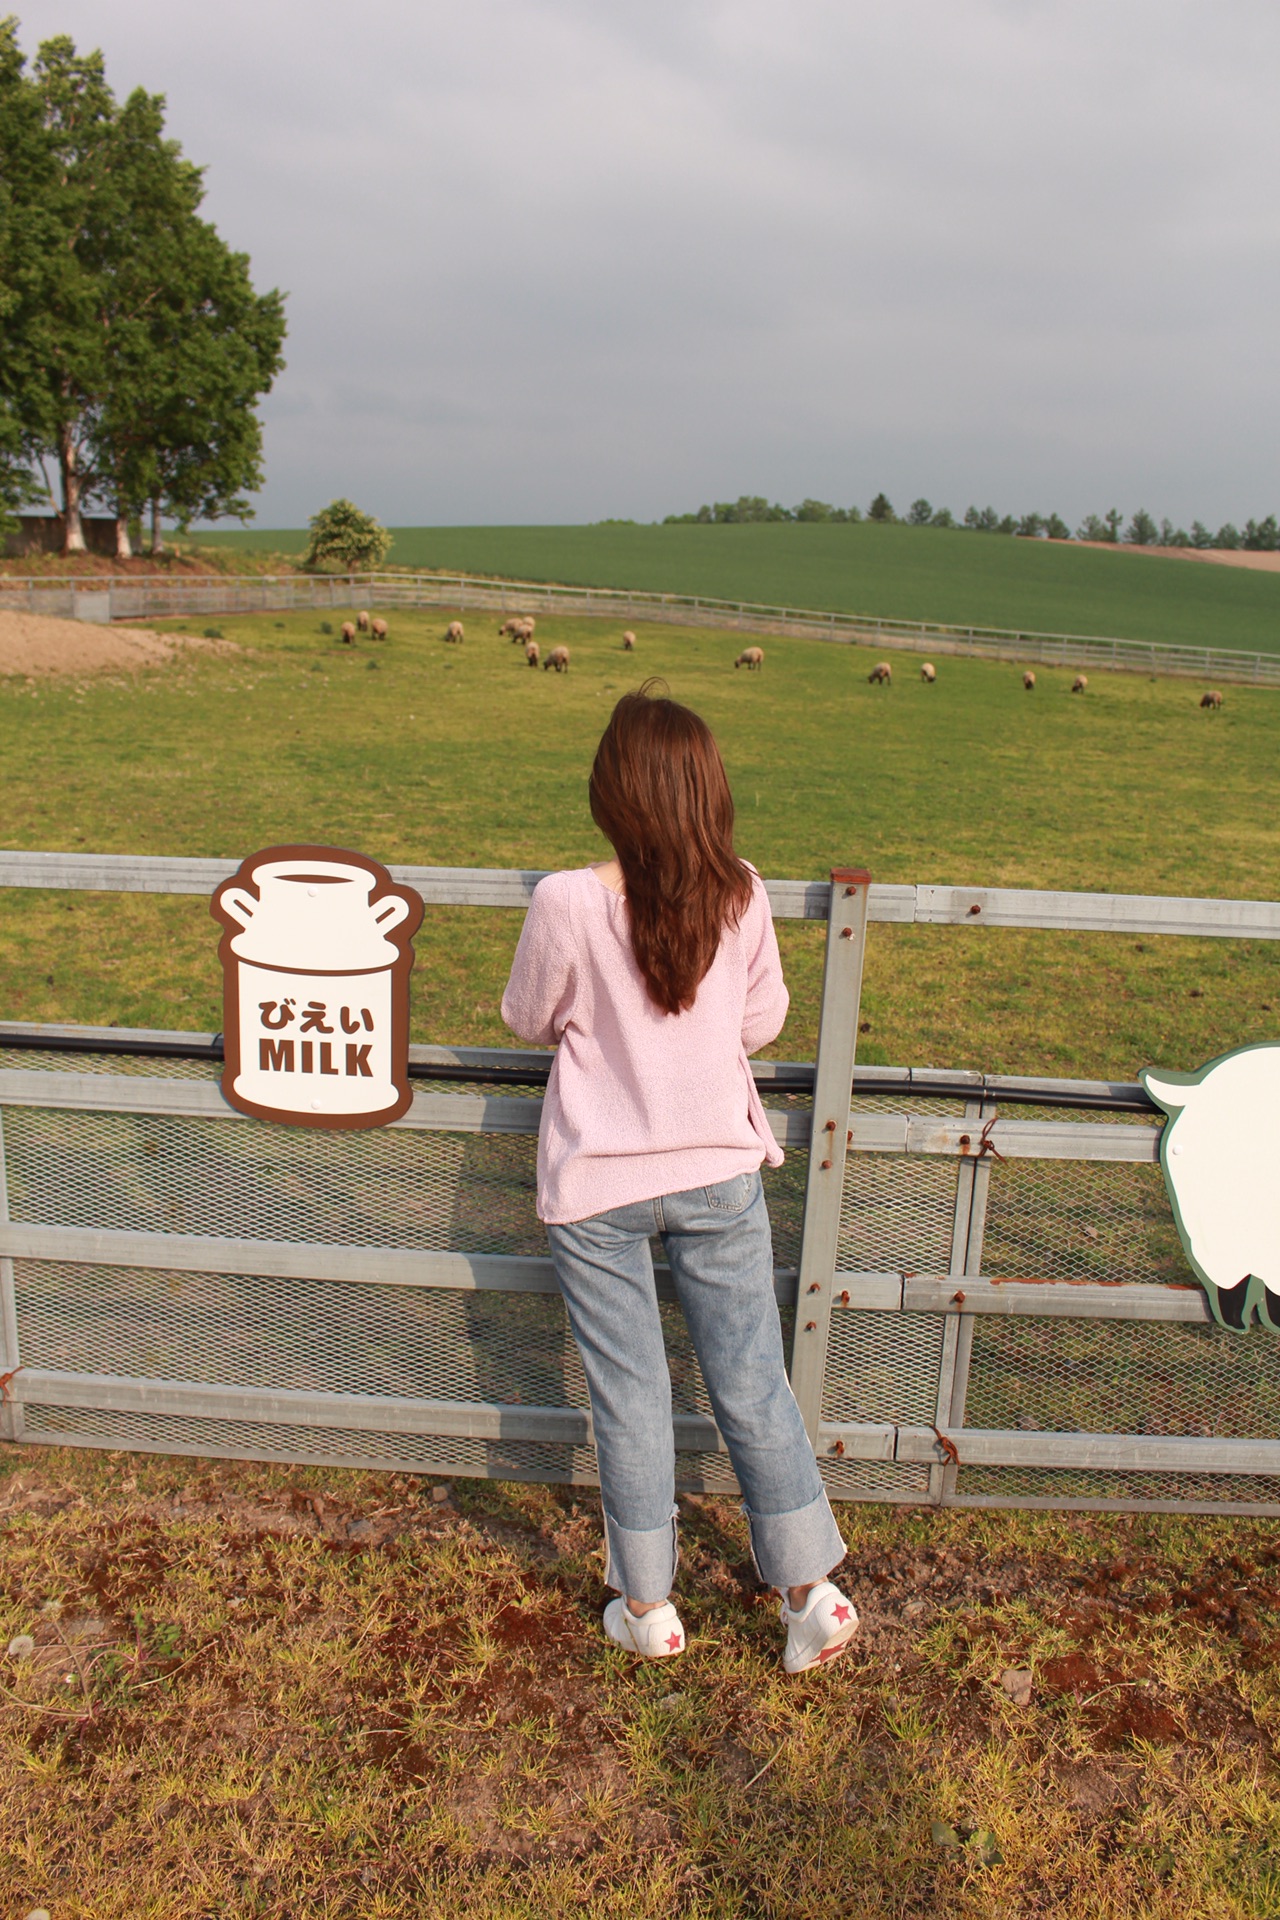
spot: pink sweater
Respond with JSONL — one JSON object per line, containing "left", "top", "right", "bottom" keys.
{"left": 501, "top": 866, "right": 789, "bottom": 1224}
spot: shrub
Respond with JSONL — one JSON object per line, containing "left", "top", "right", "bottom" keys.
{"left": 302, "top": 499, "right": 392, "bottom": 572}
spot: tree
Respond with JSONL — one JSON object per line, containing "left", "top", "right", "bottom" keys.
{"left": 964, "top": 505, "right": 999, "bottom": 532}
{"left": 1017, "top": 512, "right": 1045, "bottom": 538}
{"left": 794, "top": 498, "right": 834, "bottom": 522}
{"left": 1044, "top": 513, "right": 1071, "bottom": 541}
{"left": 1189, "top": 521, "right": 1214, "bottom": 549}
{"left": 1215, "top": 523, "right": 1241, "bottom": 550}
{"left": 929, "top": 507, "right": 955, "bottom": 529}
{"left": 0, "top": 22, "right": 285, "bottom": 554}
{"left": 302, "top": 498, "right": 391, "bottom": 572}
{"left": 1125, "top": 509, "right": 1158, "bottom": 546}
{"left": 1243, "top": 515, "right": 1278, "bottom": 551}
{"left": 907, "top": 498, "right": 932, "bottom": 525}
{"left": 868, "top": 493, "right": 895, "bottom": 522}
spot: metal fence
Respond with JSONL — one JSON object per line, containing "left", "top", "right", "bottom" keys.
{"left": 2, "top": 852, "right": 1279, "bottom": 1514}
{"left": 3, "top": 568, "right": 1278, "bottom": 688}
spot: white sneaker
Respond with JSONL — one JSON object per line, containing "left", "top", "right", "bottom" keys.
{"left": 603, "top": 1597, "right": 687, "bottom": 1659}
{"left": 780, "top": 1580, "right": 859, "bottom": 1674}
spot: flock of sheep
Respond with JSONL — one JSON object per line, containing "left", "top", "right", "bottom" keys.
{"left": 333, "top": 613, "right": 1227, "bottom": 707}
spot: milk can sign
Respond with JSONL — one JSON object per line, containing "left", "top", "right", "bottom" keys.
{"left": 212, "top": 846, "right": 423, "bottom": 1130}
{"left": 1142, "top": 1042, "right": 1280, "bottom": 1333}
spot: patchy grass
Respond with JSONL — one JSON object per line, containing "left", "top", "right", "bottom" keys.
{"left": 2, "top": 1447, "right": 1279, "bottom": 1917}
{"left": 0, "top": 605, "right": 1277, "bottom": 1076}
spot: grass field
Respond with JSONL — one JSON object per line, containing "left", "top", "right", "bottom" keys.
{"left": 3, "top": 610, "right": 1280, "bottom": 1917}
{"left": 1, "top": 604, "right": 1277, "bottom": 1075}
{"left": 194, "top": 521, "right": 1280, "bottom": 657}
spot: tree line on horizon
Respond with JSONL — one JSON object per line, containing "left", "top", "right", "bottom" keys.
{"left": 0, "top": 21, "right": 286, "bottom": 557}
{"left": 656, "top": 494, "right": 1280, "bottom": 551}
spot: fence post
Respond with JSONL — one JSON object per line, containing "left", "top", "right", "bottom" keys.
{"left": 0, "top": 1113, "right": 23, "bottom": 1444}
{"left": 788, "top": 868, "right": 872, "bottom": 1445}
{"left": 931, "top": 1097, "right": 993, "bottom": 1502}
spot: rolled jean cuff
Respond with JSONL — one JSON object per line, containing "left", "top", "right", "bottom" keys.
{"left": 602, "top": 1504, "right": 679, "bottom": 1603}
{"left": 743, "top": 1485, "right": 846, "bottom": 1590}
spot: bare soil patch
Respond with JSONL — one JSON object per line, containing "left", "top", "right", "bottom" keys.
{"left": 1069, "top": 539, "right": 1280, "bottom": 573}
{"left": 0, "top": 610, "right": 236, "bottom": 677}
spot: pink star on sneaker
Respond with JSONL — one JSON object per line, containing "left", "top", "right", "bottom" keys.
{"left": 666, "top": 1631, "right": 683, "bottom": 1651}
{"left": 832, "top": 1603, "right": 852, "bottom": 1624}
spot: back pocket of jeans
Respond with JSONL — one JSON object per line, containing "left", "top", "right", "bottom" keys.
{"left": 704, "top": 1172, "right": 756, "bottom": 1213}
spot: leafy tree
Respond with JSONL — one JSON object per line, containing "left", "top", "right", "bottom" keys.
{"left": 963, "top": 505, "right": 999, "bottom": 532}
{"left": 867, "top": 492, "right": 895, "bottom": 522}
{"left": 1215, "top": 523, "right": 1241, "bottom": 550}
{"left": 1243, "top": 515, "right": 1278, "bottom": 551}
{"left": 996, "top": 515, "right": 1018, "bottom": 536}
{"left": 1125, "top": 509, "right": 1158, "bottom": 546}
{"left": 1044, "top": 513, "right": 1071, "bottom": 541}
{"left": 794, "top": 498, "right": 834, "bottom": 522}
{"left": 929, "top": 506, "right": 955, "bottom": 528}
{"left": 1160, "top": 520, "right": 1190, "bottom": 547}
{"left": 0, "top": 21, "right": 284, "bottom": 554}
{"left": 302, "top": 498, "right": 391, "bottom": 572}
{"left": 1189, "top": 521, "right": 1214, "bottom": 549}
{"left": 907, "top": 498, "right": 932, "bottom": 525}
{"left": 1017, "top": 512, "right": 1045, "bottom": 538}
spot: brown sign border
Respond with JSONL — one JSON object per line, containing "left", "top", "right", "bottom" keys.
{"left": 211, "top": 844, "right": 424, "bottom": 1131}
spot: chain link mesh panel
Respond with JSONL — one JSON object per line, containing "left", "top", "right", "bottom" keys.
{"left": 981, "top": 1158, "right": 1187, "bottom": 1285}
{"left": 0, "top": 1047, "right": 224, "bottom": 1080}
{"left": 949, "top": 1463, "right": 1280, "bottom": 1513}
{"left": 962, "top": 1313, "right": 1280, "bottom": 1439}
{"left": 819, "top": 1456, "right": 932, "bottom": 1502}
{"left": 821, "top": 1309, "right": 945, "bottom": 1425}
{"left": 19, "top": 1401, "right": 743, "bottom": 1492}
{"left": 837, "top": 1150, "right": 958, "bottom": 1274}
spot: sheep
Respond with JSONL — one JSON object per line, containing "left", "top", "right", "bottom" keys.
{"left": 525, "top": 640, "right": 540, "bottom": 667}
{"left": 340, "top": 621, "right": 356, "bottom": 645}
{"left": 371, "top": 617, "right": 388, "bottom": 642}
{"left": 1072, "top": 674, "right": 1088, "bottom": 694}
{"left": 735, "top": 646, "right": 764, "bottom": 670}
{"left": 1023, "top": 670, "right": 1036, "bottom": 691}
{"left": 544, "top": 644, "right": 570, "bottom": 672}
{"left": 357, "top": 610, "right": 371, "bottom": 632}
{"left": 622, "top": 630, "right": 636, "bottom": 651}
{"left": 1200, "top": 689, "right": 1223, "bottom": 709}
{"left": 920, "top": 662, "right": 936, "bottom": 683}
{"left": 500, "top": 616, "right": 535, "bottom": 642}
{"left": 867, "top": 661, "right": 892, "bottom": 685}
{"left": 444, "top": 620, "right": 465, "bottom": 644}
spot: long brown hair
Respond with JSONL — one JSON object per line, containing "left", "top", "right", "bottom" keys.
{"left": 589, "top": 682, "right": 754, "bottom": 1014}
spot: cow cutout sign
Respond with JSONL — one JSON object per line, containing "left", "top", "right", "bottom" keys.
{"left": 1141, "top": 1042, "right": 1280, "bottom": 1333}
{"left": 212, "top": 846, "right": 423, "bottom": 1129}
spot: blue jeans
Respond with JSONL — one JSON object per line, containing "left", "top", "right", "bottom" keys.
{"left": 545, "top": 1171, "right": 846, "bottom": 1603}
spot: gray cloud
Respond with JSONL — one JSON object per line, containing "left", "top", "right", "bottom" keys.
{"left": 12, "top": 0, "right": 1280, "bottom": 525}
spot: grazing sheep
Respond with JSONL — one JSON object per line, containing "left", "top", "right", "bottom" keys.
{"left": 867, "top": 661, "right": 892, "bottom": 685}
{"left": 735, "top": 646, "right": 764, "bottom": 670}
{"left": 1200, "top": 689, "right": 1223, "bottom": 709}
{"left": 500, "top": 616, "right": 535, "bottom": 642}
{"left": 340, "top": 621, "right": 356, "bottom": 645}
{"left": 371, "top": 618, "right": 388, "bottom": 642}
{"left": 525, "top": 640, "right": 540, "bottom": 667}
{"left": 622, "top": 630, "right": 636, "bottom": 651}
{"left": 920, "top": 662, "right": 936, "bottom": 683}
{"left": 1023, "top": 670, "right": 1036, "bottom": 691}
{"left": 445, "top": 620, "right": 465, "bottom": 644}
{"left": 544, "top": 644, "right": 570, "bottom": 673}
{"left": 357, "top": 610, "right": 370, "bottom": 632}
{"left": 1072, "top": 674, "right": 1088, "bottom": 694}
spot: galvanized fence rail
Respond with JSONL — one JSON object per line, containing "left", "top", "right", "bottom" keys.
{"left": 3, "top": 569, "right": 1278, "bottom": 687}
{"left": 2, "top": 853, "right": 1279, "bottom": 1514}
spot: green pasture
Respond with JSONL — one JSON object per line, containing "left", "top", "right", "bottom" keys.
{"left": 1, "top": 606, "right": 1277, "bottom": 1077}
{"left": 195, "top": 521, "right": 1280, "bottom": 656}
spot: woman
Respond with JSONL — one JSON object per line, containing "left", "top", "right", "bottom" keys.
{"left": 501, "top": 684, "right": 857, "bottom": 1673}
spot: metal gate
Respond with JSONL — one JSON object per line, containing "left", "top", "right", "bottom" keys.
{"left": 2, "top": 852, "right": 1279, "bottom": 1513}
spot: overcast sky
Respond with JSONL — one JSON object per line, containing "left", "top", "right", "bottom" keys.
{"left": 13, "top": 0, "right": 1280, "bottom": 527}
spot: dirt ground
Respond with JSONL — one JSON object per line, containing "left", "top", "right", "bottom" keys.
{"left": 0, "top": 610, "right": 234, "bottom": 677}
{"left": 1069, "top": 541, "right": 1280, "bottom": 573}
